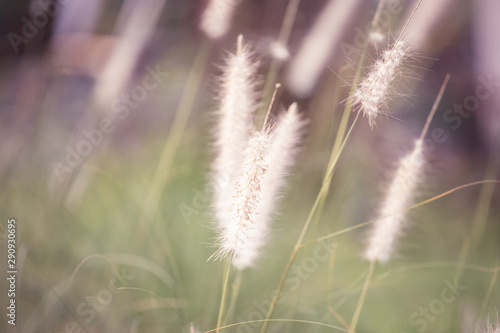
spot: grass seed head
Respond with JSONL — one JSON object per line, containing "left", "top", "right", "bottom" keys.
{"left": 355, "top": 39, "right": 409, "bottom": 127}
{"left": 213, "top": 35, "right": 260, "bottom": 226}
{"left": 365, "top": 138, "right": 425, "bottom": 263}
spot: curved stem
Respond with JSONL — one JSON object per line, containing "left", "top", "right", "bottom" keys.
{"left": 349, "top": 260, "right": 376, "bottom": 333}
{"left": 260, "top": 112, "right": 361, "bottom": 333}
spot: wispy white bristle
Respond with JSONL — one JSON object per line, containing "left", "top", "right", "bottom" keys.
{"left": 354, "top": 39, "right": 408, "bottom": 127}
{"left": 214, "top": 130, "right": 271, "bottom": 265}
{"left": 232, "top": 103, "right": 305, "bottom": 269}
{"left": 200, "top": 0, "right": 238, "bottom": 39}
{"left": 365, "top": 138, "right": 425, "bottom": 263}
{"left": 211, "top": 37, "right": 304, "bottom": 269}
{"left": 477, "top": 317, "right": 500, "bottom": 333}
{"left": 213, "top": 35, "right": 259, "bottom": 225}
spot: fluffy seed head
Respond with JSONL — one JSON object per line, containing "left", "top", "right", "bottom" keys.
{"left": 477, "top": 316, "right": 500, "bottom": 333}
{"left": 213, "top": 35, "right": 259, "bottom": 224}
{"left": 365, "top": 138, "right": 425, "bottom": 263}
{"left": 232, "top": 103, "right": 305, "bottom": 269}
{"left": 354, "top": 39, "right": 409, "bottom": 127}
{"left": 214, "top": 130, "right": 271, "bottom": 266}
{"left": 200, "top": 0, "right": 239, "bottom": 39}
{"left": 210, "top": 38, "right": 304, "bottom": 269}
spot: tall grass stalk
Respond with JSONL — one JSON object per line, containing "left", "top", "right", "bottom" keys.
{"left": 259, "top": 103, "right": 362, "bottom": 333}
{"left": 301, "top": 180, "right": 500, "bottom": 251}
{"left": 348, "top": 260, "right": 376, "bottom": 333}
{"left": 259, "top": 1, "right": 391, "bottom": 331}
{"left": 310, "top": 0, "right": 387, "bottom": 237}
{"left": 470, "top": 129, "right": 500, "bottom": 250}
{"left": 480, "top": 262, "right": 499, "bottom": 318}
{"left": 223, "top": 270, "right": 243, "bottom": 324}
{"left": 329, "top": 0, "right": 387, "bottom": 154}
{"left": 456, "top": 123, "right": 500, "bottom": 313}
{"left": 216, "top": 261, "right": 231, "bottom": 332}
{"left": 349, "top": 74, "right": 450, "bottom": 333}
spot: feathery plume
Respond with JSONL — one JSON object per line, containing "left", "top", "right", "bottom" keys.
{"left": 214, "top": 129, "right": 272, "bottom": 265}
{"left": 213, "top": 35, "right": 259, "bottom": 224}
{"left": 211, "top": 37, "right": 304, "bottom": 268}
{"left": 354, "top": 39, "right": 409, "bottom": 127}
{"left": 200, "top": 0, "right": 239, "bottom": 39}
{"left": 477, "top": 316, "right": 500, "bottom": 333}
{"left": 364, "top": 74, "right": 449, "bottom": 263}
{"left": 487, "top": 322, "right": 500, "bottom": 333}
{"left": 365, "top": 138, "right": 425, "bottom": 263}
{"left": 233, "top": 103, "right": 305, "bottom": 269}
{"left": 285, "top": 0, "right": 362, "bottom": 97}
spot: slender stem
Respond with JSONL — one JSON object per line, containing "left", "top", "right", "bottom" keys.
{"left": 396, "top": 0, "right": 423, "bottom": 43}
{"left": 260, "top": 112, "right": 361, "bottom": 333}
{"left": 207, "top": 319, "right": 349, "bottom": 333}
{"left": 419, "top": 74, "right": 450, "bottom": 141}
{"left": 469, "top": 127, "right": 500, "bottom": 250}
{"left": 349, "top": 260, "right": 376, "bottom": 333}
{"left": 479, "top": 262, "right": 499, "bottom": 318}
{"left": 310, "top": 0, "right": 383, "bottom": 235}
{"left": 328, "top": 306, "right": 352, "bottom": 332}
{"left": 260, "top": 1, "right": 428, "bottom": 330}
{"left": 216, "top": 261, "right": 231, "bottom": 332}
{"left": 224, "top": 270, "right": 243, "bottom": 324}
{"left": 258, "top": 0, "right": 301, "bottom": 119}
{"left": 331, "top": 268, "right": 371, "bottom": 311}
{"left": 263, "top": 83, "right": 281, "bottom": 127}
{"left": 327, "top": 242, "right": 338, "bottom": 305}
{"left": 320, "top": 0, "right": 389, "bottom": 217}
{"left": 456, "top": 117, "right": 500, "bottom": 289}
{"left": 277, "top": 0, "right": 301, "bottom": 44}
{"left": 258, "top": 1, "right": 393, "bottom": 330}
{"left": 305, "top": 180, "right": 500, "bottom": 248}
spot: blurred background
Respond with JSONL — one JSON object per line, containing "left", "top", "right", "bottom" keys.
{"left": 0, "top": 0, "right": 499, "bottom": 332}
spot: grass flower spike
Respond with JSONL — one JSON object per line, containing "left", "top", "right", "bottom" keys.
{"left": 354, "top": 39, "right": 409, "bottom": 127}
{"left": 233, "top": 103, "right": 305, "bottom": 269}
{"left": 217, "top": 129, "right": 271, "bottom": 267}
{"left": 213, "top": 35, "right": 259, "bottom": 224}
{"left": 364, "top": 74, "right": 449, "bottom": 263}
{"left": 365, "top": 138, "right": 425, "bottom": 263}
{"left": 211, "top": 36, "right": 304, "bottom": 269}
